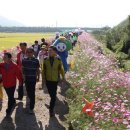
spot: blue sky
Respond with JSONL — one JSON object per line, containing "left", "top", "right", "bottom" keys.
{"left": 0, "top": 0, "right": 129, "bottom": 27}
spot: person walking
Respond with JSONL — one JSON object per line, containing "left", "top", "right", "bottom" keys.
{"left": 38, "top": 45, "right": 48, "bottom": 88}
{"left": 38, "top": 45, "right": 48, "bottom": 66}
{"left": 42, "top": 46, "right": 65, "bottom": 117}
{"left": 32, "top": 40, "right": 41, "bottom": 58}
{"left": 16, "top": 42, "right": 27, "bottom": 100}
{"left": 22, "top": 48, "right": 40, "bottom": 114}
{"left": 40, "top": 38, "right": 48, "bottom": 47}
{"left": 0, "top": 52, "right": 23, "bottom": 116}
{"left": 72, "top": 33, "right": 78, "bottom": 47}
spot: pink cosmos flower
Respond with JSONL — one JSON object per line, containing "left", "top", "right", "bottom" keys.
{"left": 112, "top": 117, "right": 119, "bottom": 123}
{"left": 123, "top": 120, "right": 129, "bottom": 125}
{"left": 127, "top": 125, "right": 130, "bottom": 129}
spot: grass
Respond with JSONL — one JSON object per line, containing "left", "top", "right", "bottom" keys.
{"left": 0, "top": 32, "right": 54, "bottom": 51}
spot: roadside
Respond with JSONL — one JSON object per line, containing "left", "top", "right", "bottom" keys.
{"left": 0, "top": 77, "right": 69, "bottom": 130}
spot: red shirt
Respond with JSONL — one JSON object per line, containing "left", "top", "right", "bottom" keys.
{"left": 0, "top": 61, "right": 23, "bottom": 88}
{"left": 17, "top": 51, "right": 22, "bottom": 69}
{"left": 17, "top": 51, "right": 26, "bottom": 69}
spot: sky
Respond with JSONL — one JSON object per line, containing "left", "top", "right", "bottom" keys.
{"left": 0, "top": 0, "right": 130, "bottom": 27}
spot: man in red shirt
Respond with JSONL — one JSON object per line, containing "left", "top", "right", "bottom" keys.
{"left": 16, "top": 42, "right": 27, "bottom": 100}
{"left": 0, "top": 52, "right": 23, "bottom": 117}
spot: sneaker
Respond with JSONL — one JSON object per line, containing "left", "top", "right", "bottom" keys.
{"left": 29, "top": 109, "right": 34, "bottom": 114}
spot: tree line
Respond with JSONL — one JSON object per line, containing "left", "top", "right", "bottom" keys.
{"left": 0, "top": 27, "right": 60, "bottom": 32}
{"left": 0, "top": 26, "right": 101, "bottom": 33}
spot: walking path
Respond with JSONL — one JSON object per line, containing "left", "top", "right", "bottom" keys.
{"left": 0, "top": 78, "right": 69, "bottom": 130}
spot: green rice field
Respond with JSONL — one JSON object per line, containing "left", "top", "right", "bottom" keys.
{"left": 0, "top": 33, "right": 54, "bottom": 51}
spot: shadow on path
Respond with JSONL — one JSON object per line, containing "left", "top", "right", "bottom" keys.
{"left": 44, "top": 80, "right": 70, "bottom": 129}
{"left": 55, "top": 98, "right": 69, "bottom": 122}
{"left": 0, "top": 116, "right": 15, "bottom": 130}
{"left": 15, "top": 102, "right": 43, "bottom": 130}
{"left": 45, "top": 117, "right": 66, "bottom": 130}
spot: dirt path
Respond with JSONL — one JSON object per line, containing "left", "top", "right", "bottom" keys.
{"left": 0, "top": 78, "right": 69, "bottom": 130}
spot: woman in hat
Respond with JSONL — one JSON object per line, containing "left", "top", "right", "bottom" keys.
{"left": 38, "top": 45, "right": 48, "bottom": 66}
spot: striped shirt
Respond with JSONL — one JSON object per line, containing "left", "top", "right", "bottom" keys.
{"left": 22, "top": 57, "right": 40, "bottom": 81}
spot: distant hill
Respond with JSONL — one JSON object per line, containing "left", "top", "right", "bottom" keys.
{"left": 0, "top": 16, "right": 24, "bottom": 27}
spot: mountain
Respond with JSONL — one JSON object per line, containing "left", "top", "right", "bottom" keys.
{"left": 0, "top": 16, "right": 24, "bottom": 27}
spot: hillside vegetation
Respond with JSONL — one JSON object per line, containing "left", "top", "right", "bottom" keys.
{"left": 93, "top": 15, "right": 130, "bottom": 71}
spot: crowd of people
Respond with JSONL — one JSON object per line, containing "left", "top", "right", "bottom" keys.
{"left": 0, "top": 31, "right": 79, "bottom": 118}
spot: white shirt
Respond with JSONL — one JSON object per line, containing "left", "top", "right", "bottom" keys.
{"left": 34, "top": 45, "right": 39, "bottom": 52}
{"left": 20, "top": 53, "right": 27, "bottom": 62}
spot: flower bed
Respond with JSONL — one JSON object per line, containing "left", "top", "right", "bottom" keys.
{"left": 66, "top": 32, "right": 130, "bottom": 130}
